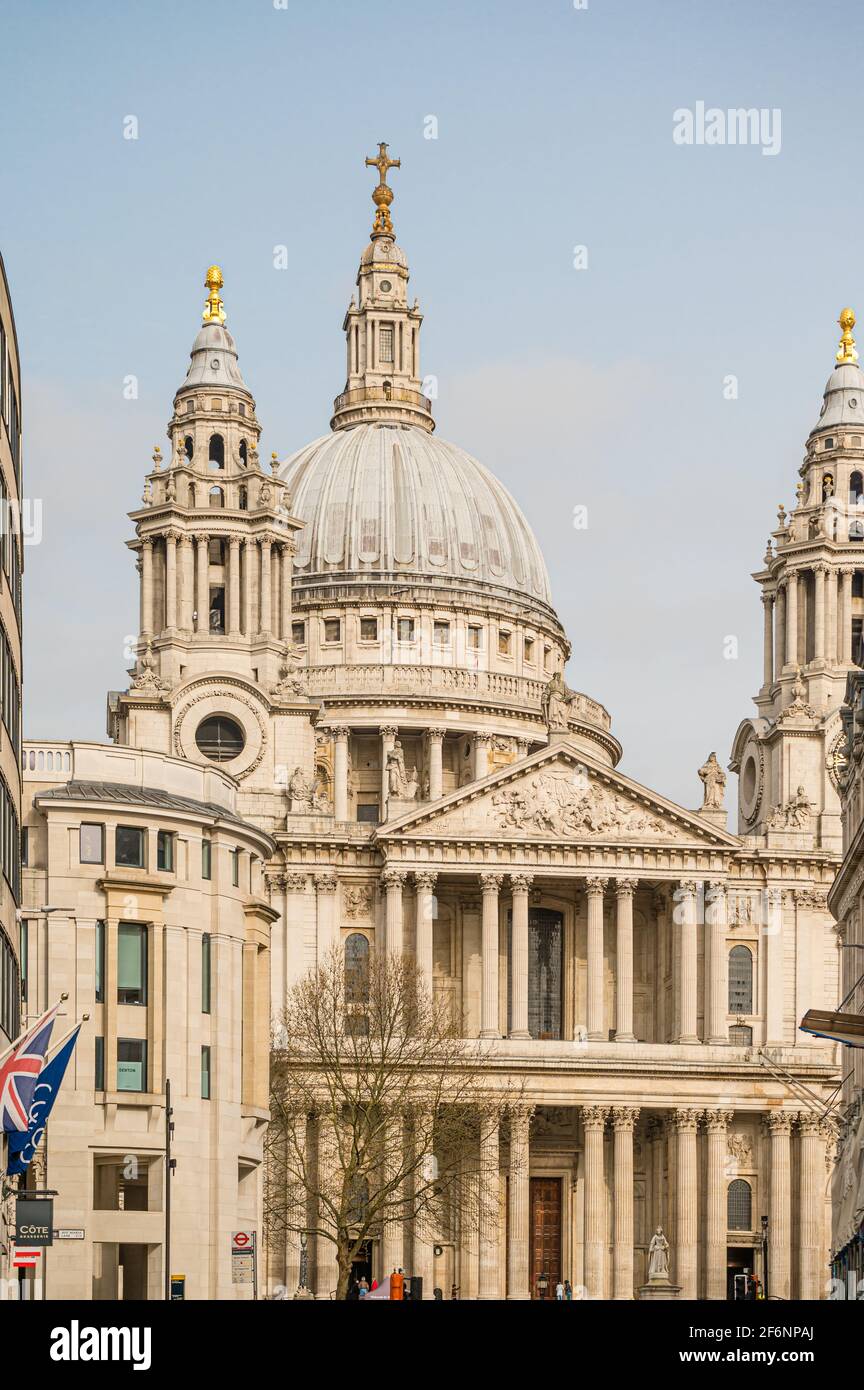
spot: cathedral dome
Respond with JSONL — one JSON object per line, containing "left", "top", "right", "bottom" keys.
{"left": 278, "top": 422, "right": 554, "bottom": 608}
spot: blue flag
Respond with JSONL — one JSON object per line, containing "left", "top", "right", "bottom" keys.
{"left": 6, "top": 1026, "right": 81, "bottom": 1175}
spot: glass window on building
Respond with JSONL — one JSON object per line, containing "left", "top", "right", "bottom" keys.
{"left": 433, "top": 620, "right": 450, "bottom": 645}
{"left": 202, "top": 933, "right": 211, "bottom": 1013}
{"left": 356, "top": 802, "right": 379, "bottom": 824}
{"left": 117, "top": 1038, "right": 147, "bottom": 1092}
{"left": 728, "top": 945, "right": 754, "bottom": 1014}
{"left": 292, "top": 620, "right": 306, "bottom": 645}
{"left": 80, "top": 822, "right": 105, "bottom": 865}
{"left": 118, "top": 923, "right": 147, "bottom": 1005}
{"left": 156, "top": 830, "right": 174, "bottom": 872}
{"left": 95, "top": 1035, "right": 104, "bottom": 1091}
{"left": 201, "top": 1045, "right": 211, "bottom": 1099}
{"left": 467, "top": 625, "right": 482, "bottom": 650}
{"left": 324, "top": 617, "right": 341, "bottom": 643}
{"left": 20, "top": 826, "right": 28, "bottom": 867}
{"left": 360, "top": 616, "right": 378, "bottom": 641}
{"left": 95, "top": 920, "right": 105, "bottom": 1003}
{"left": 115, "top": 825, "right": 144, "bottom": 869}
{"left": 231, "top": 848, "right": 240, "bottom": 887}
{"left": 202, "top": 838, "right": 212, "bottom": 880}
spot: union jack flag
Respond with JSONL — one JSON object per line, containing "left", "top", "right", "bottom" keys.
{"left": 0, "top": 1003, "right": 60, "bottom": 1133}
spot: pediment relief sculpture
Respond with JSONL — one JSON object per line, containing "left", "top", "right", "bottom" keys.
{"left": 490, "top": 770, "right": 665, "bottom": 838}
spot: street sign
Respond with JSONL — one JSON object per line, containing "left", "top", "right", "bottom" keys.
{"left": 231, "top": 1230, "right": 255, "bottom": 1253}
{"left": 171, "top": 1273, "right": 186, "bottom": 1300}
{"left": 15, "top": 1198, "right": 53, "bottom": 1246}
{"left": 54, "top": 1229, "right": 85, "bottom": 1240}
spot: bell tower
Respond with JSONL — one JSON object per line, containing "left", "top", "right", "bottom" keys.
{"left": 731, "top": 309, "right": 864, "bottom": 850}
{"left": 108, "top": 267, "right": 310, "bottom": 797}
{"left": 330, "top": 144, "right": 433, "bottom": 433}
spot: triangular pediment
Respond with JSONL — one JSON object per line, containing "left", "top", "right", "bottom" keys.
{"left": 377, "top": 739, "right": 740, "bottom": 848}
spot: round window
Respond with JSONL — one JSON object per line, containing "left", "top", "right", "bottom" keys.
{"left": 741, "top": 754, "right": 757, "bottom": 806}
{"left": 195, "top": 715, "right": 245, "bottom": 762}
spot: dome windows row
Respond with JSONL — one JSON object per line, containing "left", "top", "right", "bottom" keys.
{"left": 289, "top": 609, "right": 556, "bottom": 674}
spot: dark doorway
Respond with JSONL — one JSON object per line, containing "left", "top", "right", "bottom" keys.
{"left": 727, "top": 1246, "right": 753, "bottom": 1300}
{"left": 530, "top": 1176, "right": 562, "bottom": 1299}
{"left": 351, "top": 1240, "right": 373, "bottom": 1288}
{"left": 508, "top": 908, "right": 564, "bottom": 1039}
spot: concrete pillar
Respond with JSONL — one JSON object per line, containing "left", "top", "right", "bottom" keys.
{"left": 614, "top": 878, "right": 637, "bottom": 1042}
{"left": 612, "top": 1106, "right": 639, "bottom": 1299}
{"left": 477, "top": 1113, "right": 500, "bottom": 1300}
{"left": 766, "top": 1111, "right": 793, "bottom": 1300}
{"left": 765, "top": 887, "right": 784, "bottom": 1046}
{"left": 243, "top": 538, "right": 256, "bottom": 636}
{"left": 178, "top": 535, "right": 194, "bottom": 631}
{"left": 164, "top": 531, "right": 177, "bottom": 631}
{"left": 582, "top": 1105, "right": 609, "bottom": 1299}
{"left": 762, "top": 591, "right": 774, "bottom": 686}
{"left": 775, "top": 579, "right": 787, "bottom": 674}
{"left": 316, "top": 1114, "right": 340, "bottom": 1299}
{"left": 841, "top": 566, "right": 854, "bottom": 663}
{"left": 381, "top": 1111, "right": 403, "bottom": 1279}
{"left": 674, "top": 1107, "right": 700, "bottom": 1299}
{"left": 506, "top": 1105, "right": 532, "bottom": 1299}
{"left": 259, "top": 538, "right": 272, "bottom": 634}
{"left": 141, "top": 538, "right": 154, "bottom": 636}
{"left": 586, "top": 877, "right": 608, "bottom": 1041}
{"left": 798, "top": 1114, "right": 830, "bottom": 1300}
{"left": 280, "top": 541, "right": 294, "bottom": 639}
{"left": 195, "top": 534, "right": 209, "bottom": 632}
{"left": 707, "top": 880, "right": 728, "bottom": 1044}
{"left": 785, "top": 571, "right": 798, "bottom": 670}
{"left": 704, "top": 1109, "right": 733, "bottom": 1299}
{"left": 509, "top": 873, "right": 532, "bottom": 1040}
{"left": 414, "top": 871, "right": 437, "bottom": 992}
{"left": 382, "top": 868, "right": 406, "bottom": 956}
{"left": 228, "top": 537, "right": 241, "bottom": 636}
{"left": 427, "top": 726, "right": 445, "bottom": 801}
{"left": 677, "top": 880, "right": 699, "bottom": 1043}
{"left": 314, "top": 872, "right": 338, "bottom": 961}
{"left": 480, "top": 873, "right": 503, "bottom": 1038}
{"left": 814, "top": 563, "right": 826, "bottom": 663}
{"left": 332, "top": 726, "right": 349, "bottom": 822}
{"left": 380, "top": 726, "right": 397, "bottom": 819}
{"left": 474, "top": 732, "right": 491, "bottom": 780}
{"left": 826, "top": 568, "right": 838, "bottom": 667}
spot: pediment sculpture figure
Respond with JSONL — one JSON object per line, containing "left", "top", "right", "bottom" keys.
{"left": 698, "top": 751, "right": 726, "bottom": 810}
{"left": 288, "top": 765, "right": 315, "bottom": 810}
{"left": 542, "top": 671, "right": 572, "bottom": 732}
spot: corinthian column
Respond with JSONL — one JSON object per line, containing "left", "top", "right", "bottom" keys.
{"left": 762, "top": 592, "right": 774, "bottom": 687}
{"left": 259, "top": 537, "right": 273, "bottom": 635}
{"left": 614, "top": 879, "right": 638, "bottom": 1042}
{"left": 381, "top": 1110, "right": 403, "bottom": 1278}
{"left": 506, "top": 1105, "right": 533, "bottom": 1299}
{"left": 474, "top": 732, "right": 491, "bottom": 780}
{"left": 706, "top": 880, "right": 728, "bottom": 1044}
{"left": 704, "top": 1109, "right": 733, "bottom": 1299}
{"left": 841, "top": 567, "right": 854, "bottom": 663}
{"left": 775, "top": 579, "right": 787, "bottom": 674}
{"left": 612, "top": 1106, "right": 639, "bottom": 1299}
{"left": 164, "top": 530, "right": 178, "bottom": 631}
{"left": 478, "top": 1112, "right": 500, "bottom": 1300}
{"left": 674, "top": 1108, "right": 700, "bottom": 1299}
{"left": 585, "top": 878, "right": 608, "bottom": 1041}
{"left": 141, "top": 538, "right": 154, "bottom": 637}
{"left": 509, "top": 873, "right": 533, "bottom": 1040}
{"left": 426, "top": 726, "right": 445, "bottom": 801}
{"left": 582, "top": 1105, "right": 609, "bottom": 1299}
{"left": 195, "top": 534, "right": 209, "bottom": 632}
{"left": 228, "top": 536, "right": 241, "bottom": 636}
{"left": 332, "top": 725, "right": 349, "bottom": 822}
{"left": 814, "top": 563, "right": 826, "bottom": 664}
{"left": 784, "top": 572, "right": 796, "bottom": 670}
{"left": 382, "top": 868, "right": 407, "bottom": 957}
{"left": 179, "top": 534, "right": 194, "bottom": 631}
{"left": 766, "top": 1111, "right": 793, "bottom": 1300}
{"left": 677, "top": 881, "right": 699, "bottom": 1044}
{"left": 480, "top": 873, "right": 503, "bottom": 1038}
{"left": 798, "top": 1114, "right": 831, "bottom": 1300}
{"left": 414, "top": 872, "right": 437, "bottom": 995}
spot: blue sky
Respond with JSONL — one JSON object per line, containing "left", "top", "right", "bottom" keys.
{"left": 3, "top": 0, "right": 863, "bottom": 811}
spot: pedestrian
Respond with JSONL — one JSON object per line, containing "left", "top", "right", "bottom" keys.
{"left": 358, "top": 1276, "right": 369, "bottom": 1297}
{"left": 555, "top": 1279, "right": 564, "bottom": 1301}
{"left": 370, "top": 1277, "right": 378, "bottom": 1292}
{"left": 564, "top": 1279, "right": 572, "bottom": 1301}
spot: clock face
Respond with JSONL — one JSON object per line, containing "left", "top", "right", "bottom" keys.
{"left": 828, "top": 729, "right": 848, "bottom": 793}
{"left": 379, "top": 279, "right": 392, "bottom": 293}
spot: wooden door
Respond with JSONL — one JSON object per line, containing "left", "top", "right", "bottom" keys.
{"left": 530, "top": 1177, "right": 562, "bottom": 1298}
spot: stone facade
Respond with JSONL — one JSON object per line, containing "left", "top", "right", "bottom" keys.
{"left": 17, "top": 162, "right": 847, "bottom": 1300}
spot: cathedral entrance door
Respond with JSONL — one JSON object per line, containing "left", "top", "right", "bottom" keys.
{"left": 529, "top": 1177, "right": 562, "bottom": 1298}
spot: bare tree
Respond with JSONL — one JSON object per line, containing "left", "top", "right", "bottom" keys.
{"left": 266, "top": 946, "right": 515, "bottom": 1300}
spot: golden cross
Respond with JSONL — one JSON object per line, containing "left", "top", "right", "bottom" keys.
{"left": 365, "top": 142, "right": 400, "bottom": 186}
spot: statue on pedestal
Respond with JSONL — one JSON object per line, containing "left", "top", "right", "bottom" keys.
{"left": 647, "top": 1226, "right": 670, "bottom": 1281}
{"left": 698, "top": 751, "right": 726, "bottom": 810}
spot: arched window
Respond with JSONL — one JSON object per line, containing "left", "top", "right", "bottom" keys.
{"left": 239, "top": 440, "right": 248, "bottom": 467}
{"left": 208, "top": 486, "right": 224, "bottom": 509}
{"left": 852, "top": 472, "right": 864, "bottom": 540}
{"left": 209, "top": 434, "right": 225, "bottom": 470}
{"left": 727, "top": 1178, "right": 752, "bottom": 1231}
{"left": 238, "top": 486, "right": 248, "bottom": 511}
{"left": 728, "top": 945, "right": 753, "bottom": 1014}
{"left": 345, "top": 933, "right": 370, "bottom": 1004}
{"left": 184, "top": 435, "right": 194, "bottom": 462}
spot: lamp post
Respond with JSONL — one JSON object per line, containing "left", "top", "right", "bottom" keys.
{"left": 761, "top": 1214, "right": 769, "bottom": 1299}
{"left": 164, "top": 1078, "right": 175, "bottom": 1300}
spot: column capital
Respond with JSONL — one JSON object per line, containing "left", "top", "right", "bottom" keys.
{"left": 761, "top": 591, "right": 774, "bottom": 608}
{"left": 678, "top": 879, "right": 698, "bottom": 896}
{"left": 474, "top": 731, "right": 493, "bottom": 747}
{"left": 611, "top": 1105, "right": 640, "bottom": 1132}
{"left": 381, "top": 725, "right": 399, "bottom": 739}
{"left": 228, "top": 534, "right": 241, "bottom": 550}
{"left": 328, "top": 724, "right": 350, "bottom": 741}
{"left": 673, "top": 1107, "right": 702, "bottom": 1134}
{"left": 797, "top": 1112, "right": 834, "bottom": 1140}
{"left": 382, "top": 867, "right": 408, "bottom": 891}
{"left": 164, "top": 526, "right": 181, "bottom": 545}
{"left": 508, "top": 1102, "right": 536, "bottom": 1127}
{"left": 614, "top": 877, "right": 638, "bottom": 898}
{"left": 581, "top": 1104, "right": 610, "bottom": 1131}
{"left": 426, "top": 725, "right": 446, "bottom": 741}
{"left": 414, "top": 870, "right": 438, "bottom": 891}
{"left": 703, "top": 1108, "right": 734, "bottom": 1134}
{"left": 141, "top": 536, "right": 154, "bottom": 552}
{"left": 510, "top": 872, "right": 534, "bottom": 893}
{"left": 314, "top": 871, "right": 338, "bottom": 893}
{"left": 284, "top": 871, "right": 309, "bottom": 892}
{"left": 585, "top": 876, "right": 608, "bottom": 896}
{"left": 193, "top": 531, "right": 209, "bottom": 546}
{"left": 480, "top": 871, "right": 504, "bottom": 895}
{"left": 764, "top": 1110, "right": 794, "bottom": 1137}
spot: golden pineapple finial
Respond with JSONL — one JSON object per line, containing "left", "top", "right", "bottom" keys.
{"left": 836, "top": 307, "right": 858, "bottom": 364}
{"left": 365, "top": 142, "right": 401, "bottom": 238}
{"left": 202, "top": 265, "right": 226, "bottom": 325}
